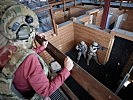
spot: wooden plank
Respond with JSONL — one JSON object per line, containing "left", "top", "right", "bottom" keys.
{"left": 82, "top": 2, "right": 133, "bottom": 10}
{"left": 53, "top": 2, "right": 82, "bottom": 13}
{"left": 35, "top": 35, "right": 120, "bottom": 100}
{"left": 105, "top": 35, "right": 115, "bottom": 63}
{"left": 50, "top": 6, "right": 58, "bottom": 34}
{"left": 34, "top": 6, "right": 51, "bottom": 13}
{"left": 74, "top": 24, "right": 112, "bottom": 44}
{"left": 111, "top": 29, "right": 133, "bottom": 41}
{"left": 73, "top": 23, "right": 112, "bottom": 63}
{"left": 54, "top": 10, "right": 64, "bottom": 24}
{"left": 39, "top": 23, "right": 74, "bottom": 63}
{"left": 50, "top": 0, "right": 75, "bottom": 7}
{"left": 121, "top": 9, "right": 133, "bottom": 32}
{"left": 121, "top": 52, "right": 133, "bottom": 79}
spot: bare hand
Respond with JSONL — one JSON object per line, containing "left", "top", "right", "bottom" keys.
{"left": 42, "top": 41, "right": 48, "bottom": 49}
{"left": 37, "top": 33, "right": 48, "bottom": 48}
{"left": 64, "top": 56, "right": 73, "bottom": 71}
{"left": 37, "top": 33, "right": 47, "bottom": 39}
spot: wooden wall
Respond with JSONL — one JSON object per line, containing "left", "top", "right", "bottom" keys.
{"left": 54, "top": 6, "right": 99, "bottom": 24}
{"left": 39, "top": 8, "right": 126, "bottom": 64}
{"left": 111, "top": 28, "right": 133, "bottom": 41}
{"left": 95, "top": 10, "right": 103, "bottom": 26}
{"left": 39, "top": 22, "right": 75, "bottom": 64}
{"left": 70, "top": 7, "right": 89, "bottom": 17}
{"left": 54, "top": 10, "right": 64, "bottom": 24}
{"left": 121, "top": 9, "right": 133, "bottom": 32}
{"left": 38, "top": 21, "right": 115, "bottom": 64}
{"left": 73, "top": 23, "right": 114, "bottom": 64}
{"left": 39, "top": 21, "right": 115, "bottom": 64}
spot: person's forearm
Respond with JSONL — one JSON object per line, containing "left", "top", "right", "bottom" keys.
{"left": 28, "top": 67, "right": 70, "bottom": 97}
{"left": 43, "top": 68, "right": 70, "bottom": 96}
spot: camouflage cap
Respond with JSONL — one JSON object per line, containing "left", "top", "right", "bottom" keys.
{"left": 0, "top": 0, "right": 39, "bottom": 46}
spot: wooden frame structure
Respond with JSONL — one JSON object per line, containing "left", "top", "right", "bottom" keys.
{"left": 33, "top": 0, "right": 132, "bottom": 99}
{"left": 36, "top": 35, "right": 120, "bottom": 100}
{"left": 34, "top": 0, "right": 82, "bottom": 35}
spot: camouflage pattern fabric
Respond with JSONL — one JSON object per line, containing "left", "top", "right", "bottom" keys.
{"left": 0, "top": 48, "right": 50, "bottom": 100}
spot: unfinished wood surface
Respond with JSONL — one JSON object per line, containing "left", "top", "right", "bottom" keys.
{"left": 50, "top": 7, "right": 58, "bottom": 34}
{"left": 36, "top": 35, "right": 120, "bottom": 100}
{"left": 111, "top": 29, "right": 133, "bottom": 41}
{"left": 121, "top": 52, "right": 133, "bottom": 79}
{"left": 82, "top": 5, "right": 100, "bottom": 10}
{"left": 53, "top": 5, "right": 86, "bottom": 24}
{"left": 49, "top": 0, "right": 75, "bottom": 6}
{"left": 105, "top": 35, "right": 115, "bottom": 64}
{"left": 95, "top": 10, "right": 103, "bottom": 26}
{"left": 54, "top": 6, "right": 100, "bottom": 24}
{"left": 121, "top": 9, "right": 133, "bottom": 32}
{"left": 77, "top": 8, "right": 103, "bottom": 26}
{"left": 79, "top": 15, "right": 90, "bottom": 23}
{"left": 70, "top": 7, "right": 89, "bottom": 17}
{"left": 54, "top": 10, "right": 64, "bottom": 24}
{"left": 73, "top": 23, "right": 113, "bottom": 64}
{"left": 40, "top": 22, "right": 74, "bottom": 63}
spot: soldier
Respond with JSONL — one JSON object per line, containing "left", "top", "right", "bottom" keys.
{"left": 0, "top": 1, "right": 73, "bottom": 99}
{"left": 76, "top": 41, "right": 88, "bottom": 63}
{"left": 87, "top": 41, "right": 102, "bottom": 66}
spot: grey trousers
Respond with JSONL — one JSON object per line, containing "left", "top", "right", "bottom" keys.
{"left": 87, "top": 53, "right": 100, "bottom": 66}
{"left": 77, "top": 51, "right": 87, "bottom": 62}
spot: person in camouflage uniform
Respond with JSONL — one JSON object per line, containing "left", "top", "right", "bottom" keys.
{"left": 75, "top": 41, "right": 88, "bottom": 63}
{"left": 87, "top": 41, "right": 101, "bottom": 66}
{"left": 0, "top": 0, "right": 73, "bottom": 100}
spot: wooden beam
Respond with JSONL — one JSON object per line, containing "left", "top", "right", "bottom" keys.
{"left": 49, "top": 6, "right": 58, "bottom": 34}
{"left": 121, "top": 52, "right": 133, "bottom": 79}
{"left": 50, "top": 1, "right": 63, "bottom": 6}
{"left": 53, "top": 2, "right": 81, "bottom": 13}
{"left": 100, "top": 0, "right": 111, "bottom": 30}
{"left": 49, "top": 0, "right": 75, "bottom": 7}
{"left": 61, "top": 83, "right": 79, "bottom": 100}
{"left": 111, "top": 29, "right": 133, "bottom": 42}
{"left": 34, "top": 6, "right": 51, "bottom": 13}
{"left": 82, "top": 2, "right": 133, "bottom": 10}
{"left": 35, "top": 35, "right": 120, "bottom": 100}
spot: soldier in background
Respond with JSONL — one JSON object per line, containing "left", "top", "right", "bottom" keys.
{"left": 76, "top": 41, "right": 88, "bottom": 63}
{"left": 87, "top": 41, "right": 105, "bottom": 66}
